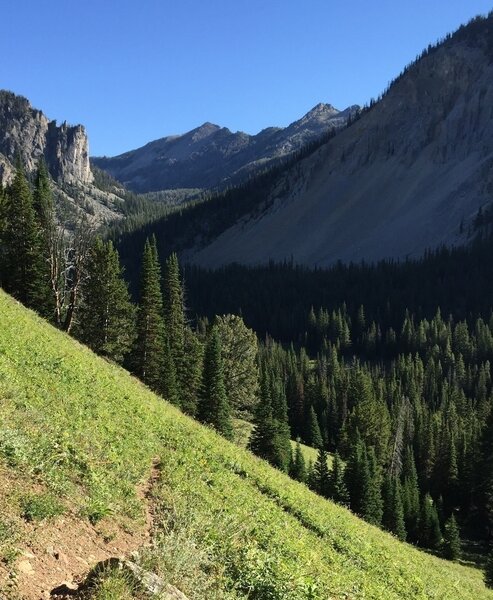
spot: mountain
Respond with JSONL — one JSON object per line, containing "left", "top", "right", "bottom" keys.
{"left": 0, "top": 90, "right": 126, "bottom": 226}
{"left": 0, "top": 287, "right": 490, "bottom": 599}
{"left": 92, "top": 103, "right": 358, "bottom": 193}
{"left": 175, "top": 15, "right": 493, "bottom": 268}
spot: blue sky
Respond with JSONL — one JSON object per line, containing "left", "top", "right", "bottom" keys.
{"left": 2, "top": 0, "right": 491, "bottom": 156}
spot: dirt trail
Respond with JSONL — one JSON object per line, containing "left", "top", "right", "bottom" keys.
{"left": 1, "top": 459, "right": 161, "bottom": 600}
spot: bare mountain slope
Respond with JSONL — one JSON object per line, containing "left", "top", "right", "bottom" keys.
{"left": 187, "top": 15, "right": 493, "bottom": 267}
{"left": 92, "top": 103, "right": 357, "bottom": 193}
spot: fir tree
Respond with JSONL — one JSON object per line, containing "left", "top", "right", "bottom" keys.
{"left": 163, "top": 252, "right": 186, "bottom": 393}
{"left": 134, "top": 238, "right": 166, "bottom": 393}
{"left": 418, "top": 493, "right": 442, "bottom": 550}
{"left": 402, "top": 447, "right": 420, "bottom": 542}
{"left": 199, "top": 326, "right": 233, "bottom": 439}
{"left": 289, "top": 439, "right": 307, "bottom": 483}
{"left": 3, "top": 161, "right": 45, "bottom": 309}
{"left": 31, "top": 158, "right": 53, "bottom": 317}
{"left": 442, "top": 514, "right": 461, "bottom": 560}
{"left": 0, "top": 185, "right": 7, "bottom": 285}
{"left": 162, "top": 337, "right": 179, "bottom": 406}
{"left": 179, "top": 327, "right": 204, "bottom": 416}
{"left": 382, "top": 474, "right": 406, "bottom": 540}
{"left": 361, "top": 446, "right": 383, "bottom": 526}
{"left": 249, "top": 366, "right": 289, "bottom": 471}
{"left": 78, "top": 238, "right": 136, "bottom": 364}
{"left": 306, "top": 405, "right": 323, "bottom": 448}
{"left": 329, "top": 451, "right": 349, "bottom": 505}
{"left": 313, "top": 446, "right": 331, "bottom": 497}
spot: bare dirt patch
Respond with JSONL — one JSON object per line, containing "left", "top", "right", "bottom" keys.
{"left": 0, "top": 460, "right": 161, "bottom": 600}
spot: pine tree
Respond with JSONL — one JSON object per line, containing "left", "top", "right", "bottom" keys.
{"left": 306, "top": 405, "right": 323, "bottom": 448}
{"left": 199, "top": 326, "right": 233, "bottom": 439}
{"left": 0, "top": 185, "right": 7, "bottom": 285}
{"left": 382, "top": 474, "right": 406, "bottom": 540}
{"left": 361, "top": 446, "right": 383, "bottom": 526}
{"left": 163, "top": 252, "right": 186, "bottom": 393}
{"left": 162, "top": 337, "right": 179, "bottom": 406}
{"left": 402, "top": 447, "right": 420, "bottom": 542}
{"left": 269, "top": 366, "right": 292, "bottom": 471}
{"left": 250, "top": 366, "right": 289, "bottom": 471}
{"left": 3, "top": 161, "right": 45, "bottom": 309}
{"left": 179, "top": 327, "right": 204, "bottom": 416}
{"left": 418, "top": 493, "right": 442, "bottom": 549}
{"left": 78, "top": 238, "right": 136, "bottom": 364}
{"left": 31, "top": 158, "right": 53, "bottom": 317}
{"left": 442, "top": 514, "right": 461, "bottom": 560}
{"left": 313, "top": 447, "right": 331, "bottom": 497}
{"left": 289, "top": 439, "right": 307, "bottom": 483}
{"left": 329, "top": 451, "right": 349, "bottom": 505}
{"left": 134, "top": 238, "right": 166, "bottom": 392}
{"left": 345, "top": 430, "right": 365, "bottom": 513}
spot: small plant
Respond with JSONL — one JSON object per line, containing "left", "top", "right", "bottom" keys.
{"left": 85, "top": 497, "right": 113, "bottom": 525}
{"left": 20, "top": 492, "right": 64, "bottom": 522}
{"left": 87, "top": 569, "right": 135, "bottom": 600}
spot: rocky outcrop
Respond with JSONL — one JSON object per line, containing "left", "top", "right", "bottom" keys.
{"left": 50, "top": 558, "right": 189, "bottom": 599}
{"left": 0, "top": 90, "right": 126, "bottom": 227}
{"left": 0, "top": 90, "right": 93, "bottom": 186}
{"left": 92, "top": 103, "right": 358, "bottom": 193}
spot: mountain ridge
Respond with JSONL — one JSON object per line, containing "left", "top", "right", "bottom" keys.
{"left": 92, "top": 102, "right": 358, "bottom": 193}
{"left": 184, "top": 14, "right": 493, "bottom": 267}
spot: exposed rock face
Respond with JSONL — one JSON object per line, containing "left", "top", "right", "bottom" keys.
{"left": 0, "top": 90, "right": 93, "bottom": 185}
{"left": 0, "top": 90, "right": 126, "bottom": 227}
{"left": 92, "top": 103, "right": 358, "bottom": 193}
{"left": 186, "top": 15, "right": 493, "bottom": 268}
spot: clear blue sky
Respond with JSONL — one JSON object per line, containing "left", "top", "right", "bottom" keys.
{"left": 2, "top": 0, "right": 491, "bottom": 156}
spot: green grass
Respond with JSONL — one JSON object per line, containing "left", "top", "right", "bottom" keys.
{"left": 0, "top": 289, "right": 491, "bottom": 599}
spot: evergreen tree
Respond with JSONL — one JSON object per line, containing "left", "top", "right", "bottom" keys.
{"left": 345, "top": 430, "right": 366, "bottom": 513}
{"left": 289, "top": 439, "right": 307, "bottom": 483}
{"left": 199, "top": 326, "right": 233, "bottom": 439}
{"left": 215, "top": 314, "right": 259, "bottom": 419}
{"left": 134, "top": 238, "right": 166, "bottom": 392}
{"left": 78, "top": 238, "right": 136, "bottom": 363}
{"left": 418, "top": 493, "right": 442, "bottom": 550}
{"left": 313, "top": 446, "right": 331, "bottom": 497}
{"left": 361, "top": 446, "right": 383, "bottom": 526}
{"left": 162, "top": 337, "right": 179, "bottom": 406}
{"left": 163, "top": 252, "right": 186, "bottom": 393}
{"left": 249, "top": 366, "right": 290, "bottom": 471}
{"left": 442, "top": 514, "right": 461, "bottom": 560}
{"left": 329, "top": 451, "right": 349, "bottom": 505}
{"left": 0, "top": 185, "right": 7, "bottom": 285}
{"left": 3, "top": 161, "right": 45, "bottom": 309}
{"left": 31, "top": 158, "right": 53, "bottom": 317}
{"left": 179, "top": 327, "right": 204, "bottom": 416}
{"left": 382, "top": 474, "right": 406, "bottom": 540}
{"left": 402, "top": 447, "right": 420, "bottom": 542}
{"left": 306, "top": 405, "right": 323, "bottom": 448}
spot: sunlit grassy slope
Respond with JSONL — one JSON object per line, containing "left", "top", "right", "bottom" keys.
{"left": 0, "top": 289, "right": 491, "bottom": 599}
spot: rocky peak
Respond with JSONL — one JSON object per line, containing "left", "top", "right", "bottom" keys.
{"left": 0, "top": 90, "right": 93, "bottom": 185}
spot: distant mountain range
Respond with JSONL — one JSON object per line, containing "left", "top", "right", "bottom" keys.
{"left": 92, "top": 103, "right": 358, "bottom": 193}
